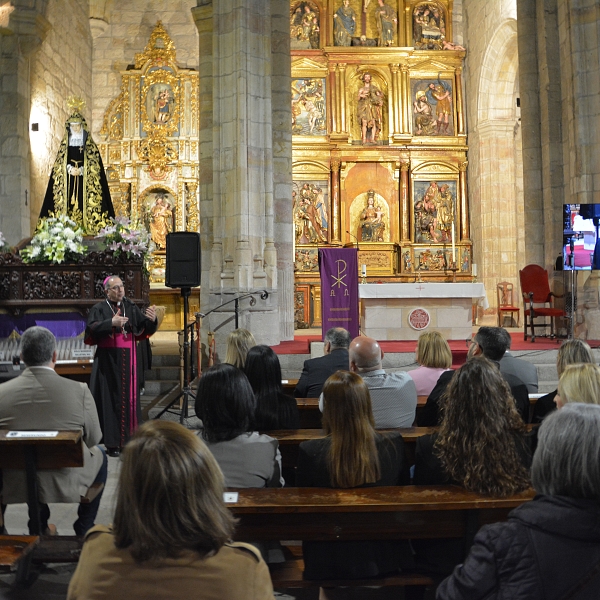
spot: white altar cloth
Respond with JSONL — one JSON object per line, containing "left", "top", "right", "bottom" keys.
{"left": 359, "top": 282, "right": 488, "bottom": 340}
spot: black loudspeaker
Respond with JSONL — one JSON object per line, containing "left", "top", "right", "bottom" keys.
{"left": 166, "top": 232, "right": 201, "bottom": 288}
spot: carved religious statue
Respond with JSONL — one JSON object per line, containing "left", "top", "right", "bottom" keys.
{"left": 374, "top": 0, "right": 397, "bottom": 47}
{"left": 294, "top": 183, "right": 328, "bottom": 244}
{"left": 39, "top": 97, "right": 114, "bottom": 234}
{"left": 149, "top": 193, "right": 173, "bottom": 249}
{"left": 414, "top": 181, "right": 455, "bottom": 243}
{"left": 333, "top": 0, "right": 356, "bottom": 46}
{"left": 359, "top": 190, "right": 385, "bottom": 242}
{"left": 357, "top": 72, "right": 383, "bottom": 144}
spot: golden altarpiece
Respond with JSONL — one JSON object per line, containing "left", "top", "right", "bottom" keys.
{"left": 98, "top": 23, "right": 200, "bottom": 327}
{"left": 291, "top": 0, "right": 471, "bottom": 328}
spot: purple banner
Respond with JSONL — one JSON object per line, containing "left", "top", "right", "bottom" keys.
{"left": 319, "top": 247, "right": 359, "bottom": 340}
{"left": 0, "top": 313, "right": 87, "bottom": 339}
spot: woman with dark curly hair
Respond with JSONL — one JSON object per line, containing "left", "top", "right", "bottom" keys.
{"left": 413, "top": 357, "right": 531, "bottom": 576}
{"left": 243, "top": 345, "right": 299, "bottom": 430}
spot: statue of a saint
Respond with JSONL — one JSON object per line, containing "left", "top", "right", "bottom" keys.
{"left": 375, "top": 0, "right": 397, "bottom": 47}
{"left": 334, "top": 0, "right": 356, "bottom": 46}
{"left": 357, "top": 72, "right": 383, "bottom": 144}
{"left": 413, "top": 91, "right": 436, "bottom": 135}
{"left": 39, "top": 98, "right": 114, "bottom": 234}
{"left": 359, "top": 190, "right": 385, "bottom": 242}
{"left": 149, "top": 194, "right": 173, "bottom": 249}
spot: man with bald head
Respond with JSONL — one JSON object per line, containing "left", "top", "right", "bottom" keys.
{"left": 349, "top": 336, "right": 417, "bottom": 428}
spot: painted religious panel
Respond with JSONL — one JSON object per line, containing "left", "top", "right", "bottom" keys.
{"left": 349, "top": 189, "right": 390, "bottom": 243}
{"left": 414, "top": 247, "right": 453, "bottom": 271}
{"left": 294, "top": 247, "right": 320, "bottom": 273}
{"left": 292, "top": 78, "right": 326, "bottom": 136}
{"left": 140, "top": 66, "right": 180, "bottom": 138}
{"left": 290, "top": 2, "right": 321, "bottom": 49}
{"left": 140, "top": 187, "right": 176, "bottom": 251}
{"left": 411, "top": 78, "right": 454, "bottom": 136}
{"left": 412, "top": 2, "right": 447, "bottom": 49}
{"left": 293, "top": 181, "right": 329, "bottom": 244}
{"left": 413, "top": 179, "right": 457, "bottom": 243}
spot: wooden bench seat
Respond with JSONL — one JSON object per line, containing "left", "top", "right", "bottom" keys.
{"left": 267, "top": 426, "right": 438, "bottom": 469}
{"left": 227, "top": 485, "right": 534, "bottom": 589}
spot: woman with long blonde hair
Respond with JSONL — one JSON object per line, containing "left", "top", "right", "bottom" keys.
{"left": 296, "top": 371, "right": 411, "bottom": 589}
{"left": 555, "top": 362, "right": 600, "bottom": 408}
{"left": 223, "top": 328, "right": 256, "bottom": 369}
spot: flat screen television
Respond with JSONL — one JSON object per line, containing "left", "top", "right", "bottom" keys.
{"left": 563, "top": 203, "right": 600, "bottom": 270}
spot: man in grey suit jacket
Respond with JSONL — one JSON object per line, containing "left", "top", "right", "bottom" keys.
{"left": 499, "top": 328, "right": 538, "bottom": 393}
{"left": 0, "top": 326, "right": 107, "bottom": 536}
{"left": 294, "top": 328, "right": 351, "bottom": 399}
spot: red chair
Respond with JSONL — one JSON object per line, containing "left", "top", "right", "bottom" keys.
{"left": 519, "top": 264, "right": 565, "bottom": 342}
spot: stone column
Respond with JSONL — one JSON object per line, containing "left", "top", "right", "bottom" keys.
{"left": 517, "top": 0, "right": 545, "bottom": 266}
{"left": 193, "top": 0, "right": 285, "bottom": 345}
{"left": 271, "top": 0, "right": 294, "bottom": 340}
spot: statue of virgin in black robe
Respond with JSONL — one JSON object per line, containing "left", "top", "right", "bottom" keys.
{"left": 39, "top": 111, "right": 114, "bottom": 234}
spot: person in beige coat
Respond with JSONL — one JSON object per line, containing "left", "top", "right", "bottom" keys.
{"left": 0, "top": 326, "right": 106, "bottom": 535}
{"left": 67, "top": 420, "right": 274, "bottom": 600}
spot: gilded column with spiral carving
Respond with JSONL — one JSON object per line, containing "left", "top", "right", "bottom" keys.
{"left": 331, "top": 158, "right": 341, "bottom": 243}
{"left": 400, "top": 162, "right": 410, "bottom": 241}
{"left": 186, "top": 181, "right": 199, "bottom": 232}
{"left": 459, "top": 161, "right": 469, "bottom": 241}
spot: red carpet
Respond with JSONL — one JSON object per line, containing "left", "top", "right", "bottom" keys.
{"left": 271, "top": 332, "right": 577, "bottom": 355}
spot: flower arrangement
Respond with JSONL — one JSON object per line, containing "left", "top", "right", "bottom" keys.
{"left": 21, "top": 214, "right": 86, "bottom": 264}
{"left": 0, "top": 232, "right": 6, "bottom": 252}
{"left": 95, "top": 217, "right": 150, "bottom": 261}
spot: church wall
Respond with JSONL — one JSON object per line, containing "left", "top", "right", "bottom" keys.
{"left": 28, "top": 0, "right": 93, "bottom": 233}
{"left": 0, "top": 35, "right": 30, "bottom": 245}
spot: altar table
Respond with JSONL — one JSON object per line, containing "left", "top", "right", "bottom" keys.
{"left": 359, "top": 283, "right": 488, "bottom": 340}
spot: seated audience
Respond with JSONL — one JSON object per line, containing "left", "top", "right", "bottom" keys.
{"left": 243, "top": 344, "right": 299, "bottom": 430}
{"left": 418, "top": 326, "right": 529, "bottom": 426}
{"left": 348, "top": 335, "right": 418, "bottom": 428}
{"left": 67, "top": 421, "right": 274, "bottom": 600}
{"left": 297, "top": 371, "right": 412, "bottom": 590}
{"left": 555, "top": 362, "right": 600, "bottom": 408}
{"left": 499, "top": 328, "right": 539, "bottom": 393}
{"left": 413, "top": 357, "right": 531, "bottom": 576}
{"left": 532, "top": 338, "right": 594, "bottom": 422}
{"left": 437, "top": 403, "right": 600, "bottom": 599}
{"left": 223, "top": 328, "right": 256, "bottom": 368}
{"left": 294, "top": 327, "right": 351, "bottom": 398}
{"left": 195, "top": 363, "right": 283, "bottom": 488}
{"left": 408, "top": 330, "right": 452, "bottom": 395}
{"left": 0, "top": 326, "right": 106, "bottom": 536}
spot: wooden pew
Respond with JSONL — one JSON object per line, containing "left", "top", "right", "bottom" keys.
{"left": 0, "top": 431, "right": 86, "bottom": 582}
{"left": 268, "top": 426, "right": 437, "bottom": 469}
{"left": 226, "top": 484, "right": 535, "bottom": 588}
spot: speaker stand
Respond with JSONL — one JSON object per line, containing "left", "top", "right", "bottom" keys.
{"left": 154, "top": 287, "right": 195, "bottom": 423}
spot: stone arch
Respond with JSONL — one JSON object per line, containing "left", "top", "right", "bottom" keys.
{"left": 478, "top": 20, "right": 519, "bottom": 122}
